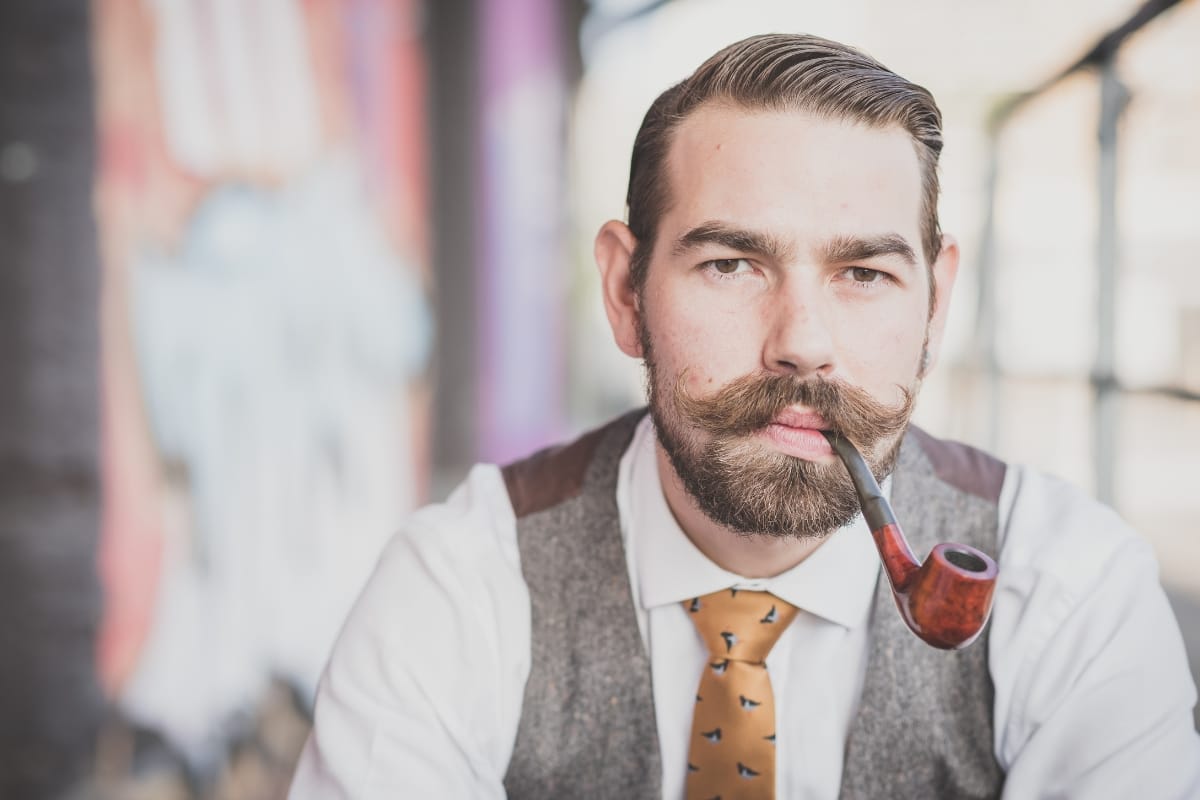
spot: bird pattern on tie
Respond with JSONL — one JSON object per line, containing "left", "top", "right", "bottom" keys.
{"left": 683, "top": 589, "right": 799, "bottom": 800}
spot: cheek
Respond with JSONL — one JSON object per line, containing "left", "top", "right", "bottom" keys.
{"left": 646, "top": 293, "right": 759, "bottom": 389}
{"left": 837, "top": 313, "right": 925, "bottom": 388}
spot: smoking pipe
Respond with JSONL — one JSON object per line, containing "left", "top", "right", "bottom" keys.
{"left": 821, "top": 430, "right": 998, "bottom": 650}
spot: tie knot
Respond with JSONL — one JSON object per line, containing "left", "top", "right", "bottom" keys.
{"left": 683, "top": 589, "right": 799, "bottom": 663}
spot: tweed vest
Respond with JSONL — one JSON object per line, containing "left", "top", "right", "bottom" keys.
{"left": 501, "top": 410, "right": 1005, "bottom": 799}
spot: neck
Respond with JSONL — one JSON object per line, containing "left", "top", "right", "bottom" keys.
{"left": 654, "top": 442, "right": 826, "bottom": 578}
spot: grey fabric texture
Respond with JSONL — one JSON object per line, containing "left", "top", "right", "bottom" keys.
{"left": 503, "top": 410, "right": 662, "bottom": 799}
{"left": 839, "top": 432, "right": 1005, "bottom": 799}
{"left": 503, "top": 414, "right": 1005, "bottom": 799}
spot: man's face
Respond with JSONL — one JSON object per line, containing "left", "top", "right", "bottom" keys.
{"left": 625, "top": 105, "right": 957, "bottom": 538}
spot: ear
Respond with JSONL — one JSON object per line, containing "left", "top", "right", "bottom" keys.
{"left": 594, "top": 219, "right": 644, "bottom": 358}
{"left": 922, "top": 234, "right": 960, "bottom": 376}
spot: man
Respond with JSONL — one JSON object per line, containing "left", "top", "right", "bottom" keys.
{"left": 290, "top": 34, "right": 1200, "bottom": 798}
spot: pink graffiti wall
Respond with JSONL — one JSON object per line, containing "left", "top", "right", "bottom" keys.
{"left": 93, "top": 0, "right": 430, "bottom": 766}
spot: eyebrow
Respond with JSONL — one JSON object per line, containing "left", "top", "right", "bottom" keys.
{"left": 672, "top": 222, "right": 918, "bottom": 269}
{"left": 672, "top": 221, "right": 794, "bottom": 262}
{"left": 822, "top": 233, "right": 918, "bottom": 268}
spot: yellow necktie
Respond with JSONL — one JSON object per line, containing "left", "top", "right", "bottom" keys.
{"left": 683, "top": 588, "right": 799, "bottom": 800}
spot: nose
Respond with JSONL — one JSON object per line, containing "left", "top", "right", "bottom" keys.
{"left": 762, "top": 281, "right": 836, "bottom": 378}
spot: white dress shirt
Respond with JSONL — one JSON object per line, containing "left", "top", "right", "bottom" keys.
{"left": 290, "top": 416, "right": 1200, "bottom": 798}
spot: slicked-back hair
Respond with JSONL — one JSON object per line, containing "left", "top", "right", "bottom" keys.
{"left": 625, "top": 33, "right": 944, "bottom": 294}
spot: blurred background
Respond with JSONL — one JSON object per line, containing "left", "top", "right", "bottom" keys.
{"left": 0, "top": 0, "right": 1196, "bottom": 797}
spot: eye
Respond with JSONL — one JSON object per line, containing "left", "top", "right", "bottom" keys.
{"left": 703, "top": 258, "right": 754, "bottom": 276}
{"left": 846, "top": 267, "right": 890, "bottom": 285}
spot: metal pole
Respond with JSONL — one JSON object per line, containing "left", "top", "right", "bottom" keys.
{"left": 429, "top": 0, "right": 481, "bottom": 495}
{"left": 975, "top": 140, "right": 1002, "bottom": 451}
{"left": 1094, "top": 57, "right": 1128, "bottom": 506}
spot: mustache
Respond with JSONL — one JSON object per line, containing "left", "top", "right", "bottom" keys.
{"left": 672, "top": 372, "right": 913, "bottom": 447}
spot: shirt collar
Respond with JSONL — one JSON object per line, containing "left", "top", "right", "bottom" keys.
{"left": 623, "top": 415, "right": 881, "bottom": 630}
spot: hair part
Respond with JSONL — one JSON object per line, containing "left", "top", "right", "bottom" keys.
{"left": 625, "top": 33, "right": 944, "bottom": 306}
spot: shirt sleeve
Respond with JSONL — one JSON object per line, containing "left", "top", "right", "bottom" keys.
{"left": 288, "top": 464, "right": 531, "bottom": 799}
{"left": 990, "top": 467, "right": 1200, "bottom": 799}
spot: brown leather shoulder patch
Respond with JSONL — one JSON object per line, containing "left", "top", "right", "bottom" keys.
{"left": 908, "top": 426, "right": 1006, "bottom": 504}
{"left": 501, "top": 424, "right": 610, "bottom": 519}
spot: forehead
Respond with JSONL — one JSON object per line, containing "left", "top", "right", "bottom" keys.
{"left": 662, "top": 104, "right": 923, "bottom": 248}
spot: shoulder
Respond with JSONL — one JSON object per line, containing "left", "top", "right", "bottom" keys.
{"left": 401, "top": 463, "right": 519, "bottom": 559}
{"left": 301, "top": 464, "right": 534, "bottom": 794}
{"left": 996, "top": 464, "right": 1150, "bottom": 594}
{"left": 904, "top": 425, "right": 1007, "bottom": 505}
{"left": 901, "top": 427, "right": 1144, "bottom": 580}
{"left": 990, "top": 462, "right": 1155, "bottom": 641}
{"left": 986, "top": 465, "right": 1199, "bottom": 790}
{"left": 327, "top": 461, "right": 532, "bottom": 724}
{"left": 333, "top": 463, "right": 527, "bottom": 675}
{"left": 501, "top": 427, "right": 609, "bottom": 519}
{"left": 501, "top": 408, "right": 647, "bottom": 519}
{"left": 988, "top": 462, "right": 1158, "bottom": 694}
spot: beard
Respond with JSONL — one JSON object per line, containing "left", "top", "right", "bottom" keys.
{"left": 645, "top": 346, "right": 917, "bottom": 539}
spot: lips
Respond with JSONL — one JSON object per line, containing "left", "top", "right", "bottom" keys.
{"left": 758, "top": 407, "right": 835, "bottom": 460}
{"left": 771, "top": 408, "right": 830, "bottom": 430}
